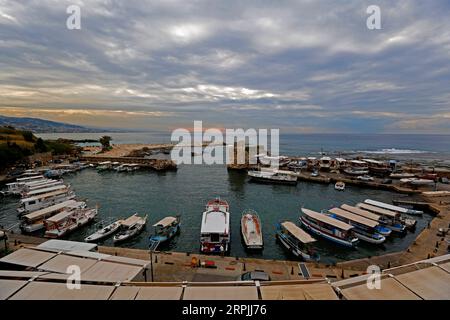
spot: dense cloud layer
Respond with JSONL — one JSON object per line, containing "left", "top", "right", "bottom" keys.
{"left": 0, "top": 0, "right": 449, "bottom": 132}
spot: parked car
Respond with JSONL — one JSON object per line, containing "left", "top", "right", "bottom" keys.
{"left": 237, "top": 271, "right": 271, "bottom": 282}
{"left": 357, "top": 175, "right": 374, "bottom": 181}
{"left": 311, "top": 171, "right": 319, "bottom": 177}
{"left": 382, "top": 178, "right": 392, "bottom": 184}
{"left": 440, "top": 177, "right": 449, "bottom": 184}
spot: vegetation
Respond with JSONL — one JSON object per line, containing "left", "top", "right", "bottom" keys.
{"left": 99, "top": 135, "right": 112, "bottom": 151}
{"left": 0, "top": 126, "right": 79, "bottom": 170}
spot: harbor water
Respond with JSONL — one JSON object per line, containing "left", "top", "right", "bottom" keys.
{"left": 0, "top": 156, "right": 435, "bottom": 264}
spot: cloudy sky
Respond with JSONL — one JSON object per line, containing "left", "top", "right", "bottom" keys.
{"left": 0, "top": 0, "right": 449, "bottom": 133}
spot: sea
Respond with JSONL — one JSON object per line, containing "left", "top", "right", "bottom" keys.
{"left": 1, "top": 132, "right": 448, "bottom": 263}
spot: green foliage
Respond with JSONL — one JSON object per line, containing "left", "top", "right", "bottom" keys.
{"left": 44, "top": 139, "right": 75, "bottom": 155}
{"left": 99, "top": 135, "right": 112, "bottom": 151}
{"left": 35, "top": 138, "right": 48, "bottom": 153}
{"left": 22, "top": 130, "right": 34, "bottom": 142}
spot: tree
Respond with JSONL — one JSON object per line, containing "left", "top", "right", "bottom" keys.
{"left": 99, "top": 136, "right": 112, "bottom": 151}
{"left": 22, "top": 130, "right": 34, "bottom": 142}
{"left": 35, "top": 138, "right": 47, "bottom": 153}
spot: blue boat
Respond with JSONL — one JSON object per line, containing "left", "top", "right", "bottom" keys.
{"left": 149, "top": 215, "right": 181, "bottom": 249}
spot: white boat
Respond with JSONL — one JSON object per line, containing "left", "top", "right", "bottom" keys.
{"left": 200, "top": 198, "right": 230, "bottom": 254}
{"left": 17, "top": 189, "right": 76, "bottom": 214}
{"left": 328, "top": 208, "right": 386, "bottom": 244}
{"left": 390, "top": 172, "right": 415, "bottom": 179}
{"left": 44, "top": 206, "right": 98, "bottom": 238}
{"left": 364, "top": 199, "right": 423, "bottom": 216}
{"left": 240, "top": 209, "right": 263, "bottom": 250}
{"left": 357, "top": 175, "right": 374, "bottom": 181}
{"left": 20, "top": 200, "right": 85, "bottom": 233}
{"left": 97, "top": 161, "right": 112, "bottom": 171}
{"left": 400, "top": 178, "right": 435, "bottom": 186}
{"left": 335, "top": 181, "right": 345, "bottom": 191}
{"left": 85, "top": 219, "right": 123, "bottom": 242}
{"left": 4, "top": 175, "right": 46, "bottom": 195}
{"left": 248, "top": 169, "right": 297, "bottom": 185}
{"left": 21, "top": 179, "right": 63, "bottom": 193}
{"left": 113, "top": 214, "right": 147, "bottom": 243}
{"left": 319, "top": 157, "right": 332, "bottom": 171}
{"left": 22, "top": 184, "right": 69, "bottom": 198}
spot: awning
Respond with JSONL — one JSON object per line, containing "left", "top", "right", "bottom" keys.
{"left": 281, "top": 221, "right": 316, "bottom": 244}
{"left": 260, "top": 283, "right": 338, "bottom": 300}
{"left": 183, "top": 286, "right": 258, "bottom": 300}
{"left": 302, "top": 208, "right": 353, "bottom": 231}
{"left": 328, "top": 208, "right": 378, "bottom": 228}
{"left": 153, "top": 216, "right": 177, "bottom": 227}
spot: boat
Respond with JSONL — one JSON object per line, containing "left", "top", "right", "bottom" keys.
{"left": 113, "top": 214, "right": 147, "bottom": 243}
{"left": 362, "top": 159, "right": 392, "bottom": 176}
{"left": 20, "top": 200, "right": 85, "bottom": 233}
{"left": 340, "top": 204, "right": 392, "bottom": 236}
{"left": 4, "top": 175, "right": 46, "bottom": 195}
{"left": 97, "top": 161, "right": 112, "bottom": 171}
{"left": 21, "top": 179, "right": 64, "bottom": 194}
{"left": 319, "top": 157, "right": 332, "bottom": 171}
{"left": 334, "top": 181, "right": 345, "bottom": 191}
{"left": 85, "top": 219, "right": 123, "bottom": 242}
{"left": 357, "top": 203, "right": 406, "bottom": 233}
{"left": 148, "top": 215, "right": 181, "bottom": 247}
{"left": 276, "top": 221, "right": 319, "bottom": 261}
{"left": 400, "top": 178, "right": 435, "bottom": 186}
{"left": 357, "top": 175, "right": 374, "bottom": 181}
{"left": 240, "top": 209, "right": 263, "bottom": 250}
{"left": 115, "top": 164, "right": 129, "bottom": 172}
{"left": 343, "top": 160, "right": 369, "bottom": 176}
{"left": 328, "top": 208, "right": 386, "bottom": 244}
{"left": 390, "top": 172, "right": 415, "bottom": 179}
{"left": 17, "top": 189, "right": 76, "bottom": 215}
{"left": 200, "top": 198, "right": 230, "bottom": 254}
{"left": 364, "top": 199, "right": 423, "bottom": 216}
{"left": 44, "top": 206, "right": 98, "bottom": 238}
{"left": 299, "top": 208, "right": 359, "bottom": 247}
{"left": 399, "top": 216, "right": 417, "bottom": 230}
{"left": 248, "top": 169, "right": 297, "bottom": 185}
{"left": 21, "top": 184, "right": 69, "bottom": 199}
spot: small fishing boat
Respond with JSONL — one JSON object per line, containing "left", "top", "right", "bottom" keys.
{"left": 240, "top": 209, "right": 263, "bottom": 250}
{"left": 276, "top": 221, "right": 319, "bottom": 261}
{"left": 113, "top": 214, "right": 147, "bottom": 243}
{"left": 44, "top": 206, "right": 98, "bottom": 238}
{"left": 364, "top": 199, "right": 423, "bottom": 216}
{"left": 248, "top": 169, "right": 297, "bottom": 185}
{"left": 300, "top": 208, "right": 359, "bottom": 247}
{"left": 390, "top": 172, "right": 415, "bottom": 179}
{"left": 200, "top": 198, "right": 230, "bottom": 254}
{"left": 20, "top": 200, "right": 85, "bottom": 233}
{"left": 148, "top": 215, "right": 181, "bottom": 247}
{"left": 84, "top": 219, "right": 123, "bottom": 242}
{"left": 334, "top": 181, "right": 345, "bottom": 191}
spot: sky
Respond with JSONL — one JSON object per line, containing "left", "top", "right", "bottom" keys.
{"left": 0, "top": 0, "right": 449, "bottom": 133}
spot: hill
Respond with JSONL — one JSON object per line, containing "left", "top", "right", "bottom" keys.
{"left": 0, "top": 115, "right": 109, "bottom": 133}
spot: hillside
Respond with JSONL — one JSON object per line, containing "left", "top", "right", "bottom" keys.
{"left": 0, "top": 115, "right": 109, "bottom": 133}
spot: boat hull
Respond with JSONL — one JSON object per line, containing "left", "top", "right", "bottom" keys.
{"left": 276, "top": 232, "right": 318, "bottom": 261}
{"left": 299, "top": 217, "right": 358, "bottom": 248}
{"left": 240, "top": 212, "right": 263, "bottom": 250}
{"left": 354, "top": 231, "right": 386, "bottom": 244}
{"left": 249, "top": 175, "right": 297, "bottom": 185}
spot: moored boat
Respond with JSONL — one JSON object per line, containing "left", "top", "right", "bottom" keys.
{"left": 248, "top": 169, "right": 297, "bottom": 185}
{"left": 113, "top": 213, "right": 147, "bottom": 243}
{"left": 200, "top": 198, "right": 230, "bottom": 254}
{"left": 17, "top": 189, "right": 76, "bottom": 215}
{"left": 20, "top": 200, "right": 85, "bottom": 233}
{"left": 148, "top": 215, "right": 181, "bottom": 247}
{"left": 357, "top": 203, "right": 406, "bottom": 233}
{"left": 364, "top": 199, "right": 423, "bottom": 216}
{"left": 240, "top": 209, "right": 263, "bottom": 250}
{"left": 328, "top": 207, "right": 386, "bottom": 244}
{"left": 84, "top": 219, "right": 123, "bottom": 242}
{"left": 340, "top": 204, "right": 392, "bottom": 237}
{"left": 300, "top": 208, "right": 359, "bottom": 247}
{"left": 44, "top": 206, "right": 98, "bottom": 238}
{"left": 334, "top": 181, "right": 345, "bottom": 191}
{"left": 276, "top": 221, "right": 319, "bottom": 261}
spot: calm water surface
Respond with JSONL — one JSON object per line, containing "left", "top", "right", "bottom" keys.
{"left": 0, "top": 163, "right": 434, "bottom": 264}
